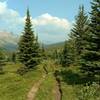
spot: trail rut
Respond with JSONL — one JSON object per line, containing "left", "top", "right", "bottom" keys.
{"left": 54, "top": 71, "right": 62, "bottom": 100}
{"left": 27, "top": 75, "right": 46, "bottom": 100}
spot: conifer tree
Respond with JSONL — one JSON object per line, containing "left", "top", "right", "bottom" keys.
{"left": 52, "top": 49, "right": 59, "bottom": 63}
{"left": 12, "top": 52, "right": 16, "bottom": 63}
{"left": 71, "top": 5, "right": 89, "bottom": 56}
{"left": 18, "top": 8, "right": 40, "bottom": 69}
{"left": 0, "top": 50, "right": 5, "bottom": 73}
{"left": 81, "top": 0, "right": 100, "bottom": 76}
{"left": 60, "top": 41, "right": 73, "bottom": 67}
{"left": 34, "top": 35, "right": 41, "bottom": 58}
{"left": 41, "top": 44, "right": 46, "bottom": 59}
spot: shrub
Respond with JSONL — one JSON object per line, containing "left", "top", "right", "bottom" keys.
{"left": 76, "top": 82, "right": 100, "bottom": 100}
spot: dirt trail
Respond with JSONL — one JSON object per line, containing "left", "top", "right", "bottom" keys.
{"left": 53, "top": 80, "right": 62, "bottom": 100}
{"left": 54, "top": 71, "right": 62, "bottom": 100}
{"left": 27, "top": 60, "right": 62, "bottom": 100}
{"left": 27, "top": 75, "right": 46, "bottom": 100}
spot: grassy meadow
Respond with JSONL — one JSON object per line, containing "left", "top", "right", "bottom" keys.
{"left": 0, "top": 60, "right": 100, "bottom": 100}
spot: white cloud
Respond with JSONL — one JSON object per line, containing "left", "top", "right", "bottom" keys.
{"left": 32, "top": 13, "right": 72, "bottom": 44}
{"left": 32, "top": 13, "right": 71, "bottom": 30}
{"left": 0, "top": 1, "right": 7, "bottom": 13}
{"left": 0, "top": 1, "right": 23, "bottom": 33}
{"left": 0, "top": 1, "right": 72, "bottom": 44}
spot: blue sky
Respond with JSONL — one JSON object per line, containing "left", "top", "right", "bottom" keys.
{"left": 0, "top": 0, "right": 91, "bottom": 44}
{"left": 7, "top": 0, "right": 91, "bottom": 21}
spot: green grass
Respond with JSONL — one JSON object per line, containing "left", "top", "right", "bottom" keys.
{"left": 61, "top": 82, "right": 77, "bottom": 100}
{"left": 35, "top": 74, "right": 56, "bottom": 100}
{"left": 58, "top": 65, "right": 100, "bottom": 100}
{"left": 0, "top": 62, "right": 44, "bottom": 100}
{"left": 0, "top": 61, "right": 99, "bottom": 100}
{"left": 56, "top": 66, "right": 78, "bottom": 100}
{"left": 35, "top": 60, "right": 57, "bottom": 100}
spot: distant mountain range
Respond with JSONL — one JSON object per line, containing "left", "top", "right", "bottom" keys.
{"left": 0, "top": 31, "right": 64, "bottom": 52}
{"left": 0, "top": 31, "right": 18, "bottom": 51}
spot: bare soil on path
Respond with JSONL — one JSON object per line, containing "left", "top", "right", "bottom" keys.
{"left": 53, "top": 75, "right": 62, "bottom": 100}
{"left": 27, "top": 75, "right": 46, "bottom": 100}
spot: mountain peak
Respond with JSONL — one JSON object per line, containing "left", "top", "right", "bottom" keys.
{"left": 0, "top": 31, "right": 18, "bottom": 51}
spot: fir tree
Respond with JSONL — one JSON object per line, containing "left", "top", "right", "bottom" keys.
{"left": 12, "top": 52, "right": 16, "bottom": 63}
{"left": 71, "top": 5, "right": 89, "bottom": 56}
{"left": 34, "top": 35, "right": 41, "bottom": 58}
{"left": 41, "top": 44, "right": 46, "bottom": 59}
{"left": 18, "top": 8, "right": 40, "bottom": 69}
{"left": 0, "top": 50, "right": 5, "bottom": 73}
{"left": 81, "top": 0, "right": 100, "bottom": 77}
{"left": 60, "top": 41, "right": 73, "bottom": 67}
{"left": 52, "top": 49, "right": 59, "bottom": 63}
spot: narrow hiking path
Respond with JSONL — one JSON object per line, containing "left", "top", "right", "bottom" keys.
{"left": 43, "top": 59, "right": 62, "bottom": 100}
{"left": 27, "top": 75, "right": 46, "bottom": 100}
{"left": 53, "top": 76, "right": 62, "bottom": 100}
{"left": 27, "top": 60, "right": 62, "bottom": 100}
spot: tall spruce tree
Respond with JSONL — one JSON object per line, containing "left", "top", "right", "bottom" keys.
{"left": 18, "top": 8, "right": 40, "bottom": 69}
{"left": 60, "top": 41, "right": 73, "bottom": 67}
{"left": 71, "top": 5, "right": 89, "bottom": 57}
{"left": 12, "top": 52, "right": 16, "bottom": 63}
{"left": 0, "top": 50, "right": 5, "bottom": 73}
{"left": 81, "top": 0, "right": 100, "bottom": 77}
{"left": 41, "top": 44, "right": 46, "bottom": 59}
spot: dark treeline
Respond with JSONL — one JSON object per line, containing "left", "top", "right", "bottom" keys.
{"left": 53, "top": 0, "right": 100, "bottom": 82}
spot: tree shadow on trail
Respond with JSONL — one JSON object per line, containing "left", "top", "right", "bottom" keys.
{"left": 58, "top": 70, "right": 94, "bottom": 85}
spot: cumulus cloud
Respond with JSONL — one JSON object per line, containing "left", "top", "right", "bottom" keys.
{"left": 32, "top": 13, "right": 72, "bottom": 44}
{"left": 0, "top": 1, "right": 23, "bottom": 33}
{"left": 0, "top": 1, "right": 72, "bottom": 44}
{"left": 32, "top": 13, "right": 71, "bottom": 29}
{"left": 0, "top": 2, "right": 21, "bottom": 22}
